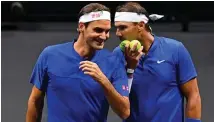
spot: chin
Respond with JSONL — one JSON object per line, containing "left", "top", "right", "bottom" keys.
{"left": 94, "top": 45, "right": 104, "bottom": 50}
{"left": 92, "top": 42, "right": 104, "bottom": 50}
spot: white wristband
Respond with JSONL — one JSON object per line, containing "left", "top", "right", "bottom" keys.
{"left": 127, "top": 68, "right": 134, "bottom": 74}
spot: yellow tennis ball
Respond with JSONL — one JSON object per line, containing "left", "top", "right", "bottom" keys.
{"left": 119, "top": 40, "right": 130, "bottom": 52}
{"left": 130, "top": 40, "right": 141, "bottom": 51}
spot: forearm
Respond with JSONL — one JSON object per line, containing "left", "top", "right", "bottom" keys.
{"left": 26, "top": 99, "right": 44, "bottom": 122}
{"left": 186, "top": 94, "right": 201, "bottom": 119}
{"left": 100, "top": 77, "right": 130, "bottom": 119}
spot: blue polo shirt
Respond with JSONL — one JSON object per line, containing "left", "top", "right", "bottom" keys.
{"left": 29, "top": 40, "right": 129, "bottom": 122}
{"left": 113, "top": 36, "right": 197, "bottom": 122}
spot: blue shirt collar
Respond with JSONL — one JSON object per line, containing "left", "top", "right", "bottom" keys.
{"left": 147, "top": 35, "right": 160, "bottom": 55}
{"left": 71, "top": 39, "right": 99, "bottom": 61}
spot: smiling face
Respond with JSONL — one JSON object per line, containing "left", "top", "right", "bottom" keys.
{"left": 79, "top": 20, "right": 111, "bottom": 50}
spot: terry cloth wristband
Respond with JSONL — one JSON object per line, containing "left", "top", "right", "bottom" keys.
{"left": 127, "top": 68, "right": 134, "bottom": 74}
{"left": 186, "top": 118, "right": 201, "bottom": 122}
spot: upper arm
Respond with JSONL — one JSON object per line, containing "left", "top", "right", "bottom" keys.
{"left": 111, "top": 57, "right": 129, "bottom": 97}
{"left": 180, "top": 78, "right": 201, "bottom": 119}
{"left": 180, "top": 78, "right": 200, "bottom": 98}
{"left": 112, "top": 46, "right": 126, "bottom": 65}
{"left": 29, "top": 86, "right": 45, "bottom": 102}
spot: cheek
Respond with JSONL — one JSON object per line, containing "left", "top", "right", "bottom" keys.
{"left": 120, "top": 30, "right": 130, "bottom": 37}
{"left": 123, "top": 30, "right": 135, "bottom": 38}
{"left": 130, "top": 27, "right": 138, "bottom": 36}
{"left": 84, "top": 31, "right": 96, "bottom": 38}
{"left": 84, "top": 32, "right": 100, "bottom": 43}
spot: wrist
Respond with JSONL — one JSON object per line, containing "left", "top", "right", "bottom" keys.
{"left": 126, "top": 64, "right": 136, "bottom": 70}
{"left": 99, "top": 75, "right": 109, "bottom": 86}
{"left": 127, "top": 73, "right": 133, "bottom": 78}
{"left": 186, "top": 118, "right": 201, "bottom": 122}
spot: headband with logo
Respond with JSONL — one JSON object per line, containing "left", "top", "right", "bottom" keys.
{"left": 79, "top": 11, "right": 111, "bottom": 23}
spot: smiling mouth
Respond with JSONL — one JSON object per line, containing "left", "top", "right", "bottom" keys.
{"left": 95, "top": 39, "right": 105, "bottom": 43}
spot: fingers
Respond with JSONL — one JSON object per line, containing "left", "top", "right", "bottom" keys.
{"left": 80, "top": 65, "right": 95, "bottom": 72}
{"left": 136, "top": 51, "right": 144, "bottom": 60}
{"left": 138, "top": 46, "right": 144, "bottom": 53}
{"left": 129, "top": 45, "right": 143, "bottom": 57}
{"left": 79, "top": 63, "right": 93, "bottom": 69}
{"left": 124, "top": 43, "right": 130, "bottom": 56}
{"left": 83, "top": 71, "right": 93, "bottom": 75}
{"left": 79, "top": 61, "right": 97, "bottom": 72}
{"left": 79, "top": 61, "right": 94, "bottom": 65}
{"left": 130, "top": 43, "right": 138, "bottom": 52}
{"left": 125, "top": 43, "right": 137, "bottom": 57}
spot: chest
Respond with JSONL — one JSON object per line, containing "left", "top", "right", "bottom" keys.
{"left": 133, "top": 53, "right": 177, "bottom": 86}
{"left": 46, "top": 56, "right": 114, "bottom": 94}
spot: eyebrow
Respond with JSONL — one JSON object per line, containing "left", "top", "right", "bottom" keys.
{"left": 93, "top": 27, "right": 111, "bottom": 33}
{"left": 94, "top": 27, "right": 111, "bottom": 30}
{"left": 115, "top": 24, "right": 127, "bottom": 27}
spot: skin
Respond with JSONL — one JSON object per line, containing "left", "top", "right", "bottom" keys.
{"left": 26, "top": 86, "right": 44, "bottom": 122}
{"left": 114, "top": 21, "right": 201, "bottom": 119}
{"left": 26, "top": 19, "right": 130, "bottom": 122}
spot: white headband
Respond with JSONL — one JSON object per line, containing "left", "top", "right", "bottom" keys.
{"left": 79, "top": 11, "right": 111, "bottom": 23}
{"left": 114, "top": 12, "right": 164, "bottom": 23}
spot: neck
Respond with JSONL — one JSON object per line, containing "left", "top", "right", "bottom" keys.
{"left": 138, "top": 32, "right": 154, "bottom": 53}
{"left": 74, "top": 35, "right": 95, "bottom": 59}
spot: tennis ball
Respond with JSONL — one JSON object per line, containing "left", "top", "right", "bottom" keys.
{"left": 119, "top": 40, "right": 130, "bottom": 52}
{"left": 130, "top": 40, "right": 141, "bottom": 51}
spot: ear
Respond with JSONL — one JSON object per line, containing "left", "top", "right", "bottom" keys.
{"left": 137, "top": 21, "right": 145, "bottom": 32}
{"left": 78, "top": 22, "right": 85, "bottom": 33}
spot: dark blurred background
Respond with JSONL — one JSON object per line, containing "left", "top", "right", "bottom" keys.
{"left": 2, "top": 1, "right": 214, "bottom": 32}
{"left": 2, "top": 1, "right": 214, "bottom": 122}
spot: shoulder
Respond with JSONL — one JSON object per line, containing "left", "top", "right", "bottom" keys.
{"left": 45, "top": 42, "right": 72, "bottom": 53}
{"left": 41, "top": 41, "right": 72, "bottom": 56}
{"left": 157, "top": 36, "right": 184, "bottom": 52}
{"left": 97, "top": 48, "right": 123, "bottom": 66}
{"left": 158, "top": 36, "right": 182, "bottom": 47}
{"left": 112, "top": 46, "right": 124, "bottom": 62}
{"left": 112, "top": 46, "right": 123, "bottom": 56}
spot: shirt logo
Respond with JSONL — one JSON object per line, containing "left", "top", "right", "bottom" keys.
{"left": 122, "top": 85, "right": 126, "bottom": 90}
{"left": 126, "top": 86, "right": 129, "bottom": 91}
{"left": 122, "top": 85, "right": 129, "bottom": 91}
{"left": 157, "top": 60, "right": 165, "bottom": 64}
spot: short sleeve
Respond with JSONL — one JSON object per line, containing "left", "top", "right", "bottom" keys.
{"left": 112, "top": 46, "right": 126, "bottom": 66}
{"left": 29, "top": 47, "right": 49, "bottom": 91}
{"left": 177, "top": 42, "right": 197, "bottom": 84}
{"left": 111, "top": 58, "right": 129, "bottom": 97}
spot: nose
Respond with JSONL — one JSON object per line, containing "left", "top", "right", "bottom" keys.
{"left": 100, "top": 32, "right": 109, "bottom": 40}
{"left": 116, "top": 29, "right": 122, "bottom": 37}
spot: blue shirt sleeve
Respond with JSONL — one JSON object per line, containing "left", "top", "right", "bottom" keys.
{"left": 112, "top": 46, "right": 126, "bottom": 66}
{"left": 111, "top": 56, "right": 129, "bottom": 97}
{"left": 29, "top": 47, "right": 49, "bottom": 91}
{"left": 177, "top": 42, "right": 197, "bottom": 84}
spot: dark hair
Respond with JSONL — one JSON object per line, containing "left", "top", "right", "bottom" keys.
{"left": 78, "top": 3, "right": 110, "bottom": 28}
{"left": 116, "top": 2, "right": 151, "bottom": 32}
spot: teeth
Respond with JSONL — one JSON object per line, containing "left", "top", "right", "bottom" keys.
{"left": 97, "top": 40, "right": 103, "bottom": 43}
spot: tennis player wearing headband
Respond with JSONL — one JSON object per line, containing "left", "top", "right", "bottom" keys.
{"left": 26, "top": 3, "right": 130, "bottom": 122}
{"left": 113, "top": 2, "right": 201, "bottom": 122}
